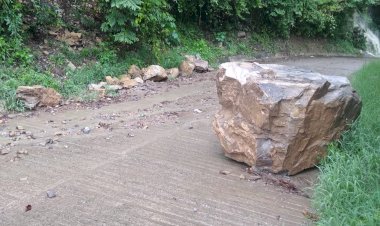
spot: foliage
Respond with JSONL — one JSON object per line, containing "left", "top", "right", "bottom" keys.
{"left": 0, "top": 0, "right": 23, "bottom": 37}
{"left": 313, "top": 61, "right": 380, "bottom": 225}
{"left": 100, "top": 0, "right": 178, "bottom": 49}
{"left": 0, "top": 37, "right": 32, "bottom": 66}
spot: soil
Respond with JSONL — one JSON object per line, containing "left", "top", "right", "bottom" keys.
{"left": 0, "top": 57, "right": 372, "bottom": 225}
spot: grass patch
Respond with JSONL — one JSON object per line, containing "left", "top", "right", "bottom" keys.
{"left": 313, "top": 60, "right": 380, "bottom": 225}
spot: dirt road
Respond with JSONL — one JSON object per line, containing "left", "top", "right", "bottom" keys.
{"left": 0, "top": 57, "right": 371, "bottom": 225}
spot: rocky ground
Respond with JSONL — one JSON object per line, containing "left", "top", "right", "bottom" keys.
{"left": 0, "top": 57, "right": 372, "bottom": 225}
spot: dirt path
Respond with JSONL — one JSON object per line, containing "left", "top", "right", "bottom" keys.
{"left": 0, "top": 57, "right": 370, "bottom": 225}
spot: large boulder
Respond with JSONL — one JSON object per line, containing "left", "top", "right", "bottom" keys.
{"left": 213, "top": 62, "right": 361, "bottom": 175}
{"left": 142, "top": 65, "right": 167, "bottom": 82}
{"left": 16, "top": 86, "right": 62, "bottom": 109}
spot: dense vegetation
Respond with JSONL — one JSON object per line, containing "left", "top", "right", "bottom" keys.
{"left": 313, "top": 61, "right": 380, "bottom": 225}
{"left": 1, "top": 0, "right": 379, "bottom": 61}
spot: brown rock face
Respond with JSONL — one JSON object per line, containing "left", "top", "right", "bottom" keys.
{"left": 213, "top": 62, "right": 361, "bottom": 175}
{"left": 16, "top": 86, "right": 62, "bottom": 109}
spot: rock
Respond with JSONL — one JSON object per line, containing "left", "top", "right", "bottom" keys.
{"left": 16, "top": 126, "right": 24, "bottom": 130}
{"left": 179, "top": 60, "right": 195, "bottom": 76}
{"left": 17, "top": 149, "right": 28, "bottom": 155}
{"left": 182, "top": 55, "right": 208, "bottom": 73}
{"left": 166, "top": 68, "right": 180, "bottom": 79}
{"left": 128, "top": 65, "right": 142, "bottom": 78}
{"left": 238, "top": 31, "right": 247, "bottom": 38}
{"left": 134, "top": 77, "right": 144, "bottom": 84}
{"left": 0, "top": 148, "right": 10, "bottom": 155}
{"left": 120, "top": 77, "right": 138, "bottom": 89}
{"left": 58, "top": 30, "right": 82, "bottom": 47}
{"left": 193, "top": 109, "right": 203, "bottom": 113}
{"left": 193, "top": 59, "right": 209, "bottom": 72}
{"left": 46, "top": 190, "right": 57, "bottom": 198}
{"left": 105, "top": 76, "right": 120, "bottom": 85}
{"left": 67, "top": 61, "right": 77, "bottom": 71}
{"left": 82, "top": 127, "right": 91, "bottom": 134}
{"left": 142, "top": 65, "right": 167, "bottom": 82}
{"left": 16, "top": 86, "right": 62, "bottom": 109}
{"left": 213, "top": 62, "right": 361, "bottom": 175}
{"left": 219, "top": 170, "right": 231, "bottom": 175}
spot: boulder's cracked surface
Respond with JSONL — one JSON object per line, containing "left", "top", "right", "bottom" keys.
{"left": 213, "top": 62, "right": 361, "bottom": 175}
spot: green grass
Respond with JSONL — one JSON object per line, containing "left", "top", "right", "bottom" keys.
{"left": 313, "top": 60, "right": 380, "bottom": 225}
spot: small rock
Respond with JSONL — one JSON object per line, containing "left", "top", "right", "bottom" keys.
{"left": 179, "top": 61, "right": 195, "bottom": 76}
{"left": 128, "top": 65, "right": 142, "bottom": 79}
{"left": 105, "top": 76, "right": 120, "bottom": 85}
{"left": 0, "top": 148, "right": 10, "bottom": 155}
{"left": 46, "top": 190, "right": 57, "bottom": 198}
{"left": 134, "top": 77, "right": 144, "bottom": 84}
{"left": 193, "top": 109, "right": 202, "bottom": 113}
{"left": 142, "top": 65, "right": 168, "bottom": 82}
{"left": 120, "top": 77, "right": 138, "bottom": 89}
{"left": 127, "top": 133, "right": 135, "bottom": 137}
{"left": 239, "top": 174, "right": 246, "bottom": 180}
{"left": 54, "top": 131, "right": 63, "bottom": 136}
{"left": 219, "top": 170, "right": 231, "bottom": 175}
{"left": 82, "top": 127, "right": 91, "bottom": 134}
{"left": 166, "top": 68, "right": 180, "bottom": 79}
{"left": 45, "top": 138, "right": 54, "bottom": 145}
{"left": 8, "top": 131, "right": 16, "bottom": 137}
{"left": 19, "top": 177, "right": 28, "bottom": 181}
{"left": 16, "top": 126, "right": 24, "bottom": 130}
{"left": 193, "top": 59, "right": 209, "bottom": 72}
{"left": 193, "top": 208, "right": 198, "bottom": 212}
{"left": 67, "top": 61, "right": 77, "bottom": 71}
{"left": 17, "top": 149, "right": 28, "bottom": 155}
{"left": 248, "top": 176, "right": 262, "bottom": 182}
{"left": 237, "top": 31, "right": 247, "bottom": 38}
{"left": 43, "top": 50, "right": 49, "bottom": 55}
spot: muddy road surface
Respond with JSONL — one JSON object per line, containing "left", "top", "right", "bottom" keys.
{"left": 0, "top": 57, "right": 371, "bottom": 225}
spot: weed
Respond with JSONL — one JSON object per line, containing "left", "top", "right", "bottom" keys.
{"left": 313, "top": 61, "right": 380, "bottom": 225}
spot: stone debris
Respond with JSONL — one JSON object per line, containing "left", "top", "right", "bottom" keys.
{"left": 82, "top": 127, "right": 91, "bottom": 134}
{"left": 219, "top": 170, "right": 231, "bottom": 175}
{"left": 46, "top": 190, "right": 57, "bottom": 198}
{"left": 142, "top": 65, "right": 168, "bottom": 82}
{"left": 16, "top": 86, "right": 62, "bottom": 109}
{"left": 166, "top": 68, "right": 180, "bottom": 79}
{"left": 128, "top": 65, "right": 142, "bottom": 79}
{"left": 185, "top": 55, "right": 209, "bottom": 73}
{"left": 179, "top": 60, "right": 195, "bottom": 76}
{"left": 237, "top": 31, "right": 247, "bottom": 38}
{"left": 58, "top": 30, "right": 82, "bottom": 47}
{"left": 213, "top": 62, "right": 361, "bottom": 175}
{"left": 67, "top": 61, "right": 77, "bottom": 71}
